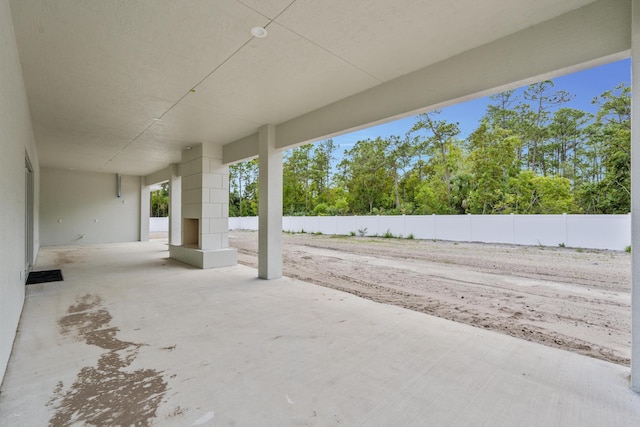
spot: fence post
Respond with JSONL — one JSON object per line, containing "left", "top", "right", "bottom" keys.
{"left": 563, "top": 213, "right": 568, "bottom": 247}
{"left": 511, "top": 213, "right": 515, "bottom": 245}
{"left": 468, "top": 213, "right": 472, "bottom": 242}
{"left": 432, "top": 213, "right": 437, "bottom": 240}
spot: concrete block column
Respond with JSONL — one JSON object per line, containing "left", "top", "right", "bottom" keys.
{"left": 258, "top": 124, "right": 283, "bottom": 279}
{"left": 631, "top": 0, "right": 640, "bottom": 393}
{"left": 170, "top": 144, "right": 236, "bottom": 269}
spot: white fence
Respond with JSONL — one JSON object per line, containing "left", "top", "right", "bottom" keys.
{"left": 149, "top": 217, "right": 169, "bottom": 232}
{"left": 229, "top": 214, "right": 631, "bottom": 251}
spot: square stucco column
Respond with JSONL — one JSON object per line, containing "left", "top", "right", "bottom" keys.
{"left": 140, "top": 178, "right": 150, "bottom": 242}
{"left": 168, "top": 163, "right": 182, "bottom": 246}
{"left": 169, "top": 144, "right": 236, "bottom": 268}
{"left": 631, "top": 0, "right": 640, "bottom": 393}
{"left": 258, "top": 124, "right": 283, "bottom": 279}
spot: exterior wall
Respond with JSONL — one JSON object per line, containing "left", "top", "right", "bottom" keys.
{"left": 0, "top": 0, "right": 40, "bottom": 383}
{"left": 40, "top": 168, "right": 141, "bottom": 246}
{"left": 229, "top": 214, "right": 631, "bottom": 251}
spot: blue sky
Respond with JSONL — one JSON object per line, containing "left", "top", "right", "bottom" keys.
{"left": 328, "top": 58, "right": 631, "bottom": 154}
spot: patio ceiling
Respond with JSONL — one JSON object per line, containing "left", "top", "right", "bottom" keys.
{"left": 10, "top": 0, "right": 598, "bottom": 175}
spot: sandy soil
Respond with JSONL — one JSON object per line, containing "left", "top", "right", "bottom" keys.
{"left": 229, "top": 230, "right": 631, "bottom": 365}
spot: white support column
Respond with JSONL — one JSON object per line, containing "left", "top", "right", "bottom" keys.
{"left": 258, "top": 124, "right": 283, "bottom": 279}
{"left": 631, "top": 0, "right": 640, "bottom": 393}
{"left": 168, "top": 163, "right": 182, "bottom": 246}
{"left": 140, "top": 177, "right": 150, "bottom": 242}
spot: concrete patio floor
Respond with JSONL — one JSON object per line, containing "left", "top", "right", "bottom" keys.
{"left": 1, "top": 241, "right": 639, "bottom": 426}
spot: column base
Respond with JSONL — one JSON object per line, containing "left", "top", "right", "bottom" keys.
{"left": 170, "top": 245, "right": 237, "bottom": 269}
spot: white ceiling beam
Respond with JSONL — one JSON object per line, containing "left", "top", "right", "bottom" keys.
{"left": 223, "top": 0, "right": 630, "bottom": 162}
{"left": 222, "top": 131, "right": 259, "bottom": 164}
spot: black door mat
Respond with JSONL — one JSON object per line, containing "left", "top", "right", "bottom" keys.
{"left": 26, "top": 269, "right": 63, "bottom": 285}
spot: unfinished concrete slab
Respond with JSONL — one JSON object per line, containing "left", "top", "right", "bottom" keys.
{"left": 1, "top": 241, "right": 639, "bottom": 426}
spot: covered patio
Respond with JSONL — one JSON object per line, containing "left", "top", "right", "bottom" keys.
{"left": 2, "top": 0, "right": 640, "bottom": 424}
{"left": 1, "top": 241, "right": 638, "bottom": 425}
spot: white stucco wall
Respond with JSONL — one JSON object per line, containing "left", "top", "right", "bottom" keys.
{"left": 0, "top": 0, "right": 40, "bottom": 383}
{"left": 40, "top": 168, "right": 141, "bottom": 246}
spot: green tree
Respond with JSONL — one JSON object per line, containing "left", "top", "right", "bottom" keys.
{"left": 386, "top": 134, "right": 416, "bottom": 210}
{"left": 522, "top": 80, "right": 572, "bottom": 175}
{"left": 309, "top": 139, "right": 335, "bottom": 206}
{"left": 339, "top": 138, "right": 394, "bottom": 214}
{"left": 150, "top": 182, "right": 169, "bottom": 217}
{"left": 547, "top": 108, "right": 589, "bottom": 181}
{"left": 467, "top": 123, "right": 519, "bottom": 214}
{"left": 283, "top": 145, "right": 313, "bottom": 215}
{"left": 411, "top": 111, "right": 461, "bottom": 208}
{"left": 577, "top": 83, "right": 630, "bottom": 213}
{"left": 229, "top": 159, "right": 259, "bottom": 217}
{"left": 504, "top": 171, "right": 576, "bottom": 214}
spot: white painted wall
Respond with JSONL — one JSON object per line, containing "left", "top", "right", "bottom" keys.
{"left": 229, "top": 214, "right": 631, "bottom": 251}
{"left": 0, "top": 0, "right": 40, "bottom": 383}
{"left": 149, "top": 217, "right": 169, "bottom": 232}
{"left": 40, "top": 168, "right": 141, "bottom": 246}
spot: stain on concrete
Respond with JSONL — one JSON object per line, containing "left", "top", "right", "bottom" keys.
{"left": 48, "top": 294, "right": 168, "bottom": 427}
{"left": 55, "top": 250, "right": 80, "bottom": 265}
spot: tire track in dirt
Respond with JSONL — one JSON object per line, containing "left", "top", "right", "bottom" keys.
{"left": 231, "top": 231, "right": 631, "bottom": 365}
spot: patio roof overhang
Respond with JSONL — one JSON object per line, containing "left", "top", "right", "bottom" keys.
{"left": 8, "top": 0, "right": 626, "bottom": 174}
{"left": 6, "top": 0, "right": 640, "bottom": 394}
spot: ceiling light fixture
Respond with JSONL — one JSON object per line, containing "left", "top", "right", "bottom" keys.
{"left": 185, "top": 146, "right": 192, "bottom": 150}
{"left": 251, "top": 26, "right": 267, "bottom": 38}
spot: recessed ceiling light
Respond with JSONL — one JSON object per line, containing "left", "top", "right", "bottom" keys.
{"left": 185, "top": 146, "right": 192, "bottom": 150}
{"left": 251, "top": 26, "right": 267, "bottom": 38}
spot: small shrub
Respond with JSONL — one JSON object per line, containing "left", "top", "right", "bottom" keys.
{"left": 357, "top": 227, "right": 368, "bottom": 237}
{"left": 559, "top": 243, "right": 566, "bottom": 248}
{"left": 407, "top": 233, "right": 414, "bottom": 240}
{"left": 313, "top": 203, "right": 330, "bottom": 216}
{"left": 382, "top": 229, "right": 394, "bottom": 238}
{"left": 626, "top": 245, "right": 631, "bottom": 253}
{"left": 314, "top": 231, "right": 323, "bottom": 235}
{"left": 349, "top": 231, "right": 356, "bottom": 237}
{"left": 576, "top": 247, "right": 584, "bottom": 253}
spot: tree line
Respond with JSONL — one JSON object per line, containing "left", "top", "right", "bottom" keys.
{"left": 229, "top": 81, "right": 630, "bottom": 217}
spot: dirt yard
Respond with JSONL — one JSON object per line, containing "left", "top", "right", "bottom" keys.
{"left": 229, "top": 230, "right": 631, "bottom": 365}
